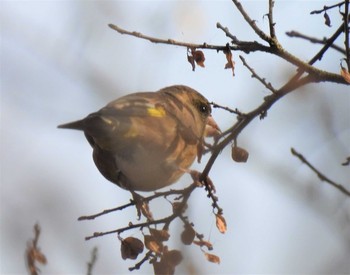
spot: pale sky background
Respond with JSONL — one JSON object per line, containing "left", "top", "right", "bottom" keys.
{"left": 1, "top": 1, "right": 350, "bottom": 274}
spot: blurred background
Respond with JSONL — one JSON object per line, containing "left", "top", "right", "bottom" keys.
{"left": 1, "top": 1, "right": 349, "bottom": 274}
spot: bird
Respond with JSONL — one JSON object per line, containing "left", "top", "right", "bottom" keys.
{"left": 58, "top": 85, "right": 220, "bottom": 192}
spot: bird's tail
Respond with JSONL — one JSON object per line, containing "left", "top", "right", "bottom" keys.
{"left": 57, "top": 119, "right": 86, "bottom": 130}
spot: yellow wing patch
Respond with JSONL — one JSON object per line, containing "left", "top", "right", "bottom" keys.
{"left": 147, "top": 106, "right": 166, "bottom": 117}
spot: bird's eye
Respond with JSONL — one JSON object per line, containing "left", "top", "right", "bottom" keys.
{"left": 199, "top": 103, "right": 209, "bottom": 114}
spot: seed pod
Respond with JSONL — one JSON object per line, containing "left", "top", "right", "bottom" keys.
{"left": 181, "top": 224, "right": 195, "bottom": 245}
{"left": 231, "top": 146, "right": 249, "bottom": 163}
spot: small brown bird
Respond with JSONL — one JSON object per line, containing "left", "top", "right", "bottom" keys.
{"left": 58, "top": 85, "right": 220, "bottom": 192}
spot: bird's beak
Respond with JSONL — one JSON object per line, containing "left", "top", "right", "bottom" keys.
{"left": 204, "top": 115, "right": 221, "bottom": 139}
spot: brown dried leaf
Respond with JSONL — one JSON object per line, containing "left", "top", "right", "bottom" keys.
{"left": 231, "top": 146, "right": 249, "bottom": 163}
{"left": 224, "top": 48, "right": 235, "bottom": 76}
{"left": 153, "top": 260, "right": 175, "bottom": 275}
{"left": 144, "top": 235, "right": 163, "bottom": 254}
{"left": 193, "top": 240, "right": 213, "bottom": 250}
{"left": 193, "top": 50, "right": 205, "bottom": 67}
{"left": 140, "top": 201, "right": 153, "bottom": 220}
{"left": 187, "top": 54, "right": 196, "bottom": 71}
{"left": 120, "top": 237, "right": 144, "bottom": 260}
{"left": 340, "top": 67, "right": 350, "bottom": 84}
{"left": 33, "top": 250, "right": 47, "bottom": 264}
{"left": 149, "top": 228, "right": 170, "bottom": 242}
{"left": 204, "top": 252, "right": 221, "bottom": 264}
{"left": 181, "top": 224, "right": 195, "bottom": 245}
{"left": 163, "top": 250, "right": 183, "bottom": 267}
{"left": 215, "top": 214, "right": 227, "bottom": 234}
{"left": 324, "top": 11, "right": 331, "bottom": 27}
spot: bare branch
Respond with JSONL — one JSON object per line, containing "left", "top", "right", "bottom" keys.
{"left": 210, "top": 101, "right": 244, "bottom": 116}
{"left": 231, "top": 0, "right": 272, "bottom": 44}
{"left": 268, "top": 0, "right": 276, "bottom": 39}
{"left": 307, "top": 20, "right": 349, "bottom": 66}
{"left": 239, "top": 55, "right": 277, "bottom": 93}
{"left": 291, "top": 148, "right": 350, "bottom": 197}
{"left": 109, "top": 23, "right": 347, "bottom": 85}
{"left": 78, "top": 202, "right": 134, "bottom": 220}
{"left": 129, "top": 251, "right": 153, "bottom": 271}
{"left": 310, "top": 2, "right": 345, "bottom": 14}
{"left": 108, "top": 24, "right": 226, "bottom": 51}
{"left": 286, "top": 31, "right": 346, "bottom": 55}
{"left": 344, "top": 0, "right": 350, "bottom": 70}
{"left": 86, "top": 247, "right": 98, "bottom": 275}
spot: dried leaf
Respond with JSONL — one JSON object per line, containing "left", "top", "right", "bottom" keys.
{"left": 132, "top": 193, "right": 153, "bottom": 220}
{"left": 231, "top": 146, "right": 249, "bottom": 163}
{"left": 153, "top": 260, "right": 175, "bottom": 275}
{"left": 340, "top": 66, "right": 350, "bottom": 83}
{"left": 149, "top": 228, "right": 170, "bottom": 242}
{"left": 224, "top": 48, "right": 235, "bottom": 76}
{"left": 120, "top": 237, "right": 144, "bottom": 260}
{"left": 204, "top": 252, "right": 220, "bottom": 264}
{"left": 215, "top": 214, "right": 227, "bottom": 234}
{"left": 324, "top": 11, "right": 331, "bottom": 27}
{"left": 193, "top": 50, "right": 205, "bottom": 67}
{"left": 193, "top": 240, "right": 213, "bottom": 250}
{"left": 144, "top": 235, "right": 163, "bottom": 254}
{"left": 187, "top": 54, "right": 196, "bottom": 71}
{"left": 33, "top": 250, "right": 47, "bottom": 264}
{"left": 140, "top": 201, "right": 153, "bottom": 220}
{"left": 187, "top": 48, "right": 205, "bottom": 71}
{"left": 163, "top": 250, "right": 183, "bottom": 267}
{"left": 181, "top": 224, "right": 195, "bottom": 245}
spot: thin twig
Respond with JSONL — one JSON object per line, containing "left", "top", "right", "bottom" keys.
{"left": 108, "top": 24, "right": 226, "bottom": 51}
{"left": 307, "top": 20, "right": 348, "bottom": 65}
{"left": 109, "top": 24, "right": 347, "bottom": 85}
{"left": 310, "top": 2, "right": 345, "bottom": 14}
{"left": 79, "top": 184, "right": 199, "bottom": 220}
{"left": 268, "top": 0, "right": 276, "bottom": 39}
{"left": 86, "top": 247, "right": 98, "bottom": 275}
{"left": 239, "top": 55, "right": 277, "bottom": 93}
{"left": 286, "top": 31, "right": 346, "bottom": 55}
{"left": 210, "top": 101, "right": 244, "bottom": 116}
{"left": 291, "top": 148, "right": 350, "bottom": 197}
{"left": 78, "top": 202, "right": 134, "bottom": 220}
{"left": 129, "top": 251, "right": 153, "bottom": 271}
{"left": 344, "top": 0, "right": 350, "bottom": 70}
{"left": 231, "top": 0, "right": 272, "bottom": 43}
{"left": 85, "top": 183, "right": 199, "bottom": 240}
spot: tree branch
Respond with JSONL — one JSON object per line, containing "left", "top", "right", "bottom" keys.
{"left": 286, "top": 31, "right": 346, "bottom": 55}
{"left": 231, "top": 0, "right": 272, "bottom": 44}
{"left": 268, "top": 0, "right": 276, "bottom": 39}
{"left": 310, "top": 2, "right": 345, "bottom": 14}
{"left": 239, "top": 55, "right": 277, "bottom": 93}
{"left": 344, "top": 0, "right": 350, "bottom": 70}
{"left": 291, "top": 148, "right": 350, "bottom": 197}
{"left": 108, "top": 23, "right": 227, "bottom": 51}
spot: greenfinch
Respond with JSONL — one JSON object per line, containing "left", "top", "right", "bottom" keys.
{"left": 58, "top": 85, "right": 220, "bottom": 192}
